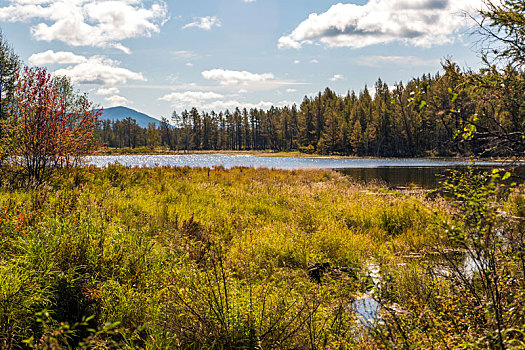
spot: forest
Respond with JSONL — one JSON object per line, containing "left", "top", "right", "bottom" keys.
{"left": 97, "top": 63, "right": 524, "bottom": 158}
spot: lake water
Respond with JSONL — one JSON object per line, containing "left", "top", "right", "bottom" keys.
{"left": 86, "top": 154, "right": 517, "bottom": 188}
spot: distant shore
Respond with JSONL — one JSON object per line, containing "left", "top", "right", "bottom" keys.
{"left": 92, "top": 147, "right": 516, "bottom": 162}
{"left": 94, "top": 147, "right": 351, "bottom": 158}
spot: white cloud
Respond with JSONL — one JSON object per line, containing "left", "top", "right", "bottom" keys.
{"left": 199, "top": 100, "right": 274, "bottom": 111}
{"left": 276, "top": 100, "right": 297, "bottom": 108}
{"left": 201, "top": 99, "right": 296, "bottom": 111}
{"left": 158, "top": 89, "right": 294, "bottom": 111}
{"left": 0, "top": 0, "right": 168, "bottom": 53}
{"left": 159, "top": 90, "right": 271, "bottom": 111}
{"left": 286, "top": 88, "right": 297, "bottom": 93}
{"left": 202, "top": 69, "right": 275, "bottom": 85}
{"left": 243, "top": 0, "right": 256, "bottom": 2}
{"left": 185, "top": 62, "right": 194, "bottom": 67}
{"left": 294, "top": 60, "right": 300, "bottom": 64}
{"left": 355, "top": 55, "right": 440, "bottom": 67}
{"left": 159, "top": 90, "right": 225, "bottom": 109}
{"left": 330, "top": 74, "right": 344, "bottom": 82}
{"left": 182, "top": 16, "right": 221, "bottom": 30}
{"left": 28, "top": 50, "right": 87, "bottom": 65}
{"left": 388, "top": 85, "right": 398, "bottom": 92}
{"left": 54, "top": 56, "right": 146, "bottom": 85}
{"left": 172, "top": 50, "right": 199, "bottom": 60}
{"left": 310, "top": 59, "right": 319, "bottom": 64}
{"left": 105, "top": 95, "right": 130, "bottom": 107}
{"left": 96, "top": 87, "right": 120, "bottom": 95}
{"left": 278, "top": 36, "right": 301, "bottom": 49}
{"left": 278, "top": 0, "right": 483, "bottom": 49}
{"left": 159, "top": 91, "right": 224, "bottom": 102}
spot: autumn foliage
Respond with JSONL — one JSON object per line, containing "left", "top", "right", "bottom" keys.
{"left": 4, "top": 67, "right": 99, "bottom": 185}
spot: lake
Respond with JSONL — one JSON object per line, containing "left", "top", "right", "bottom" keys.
{"left": 86, "top": 154, "right": 518, "bottom": 188}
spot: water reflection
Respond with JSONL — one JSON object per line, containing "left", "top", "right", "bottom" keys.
{"left": 337, "top": 167, "right": 451, "bottom": 188}
{"left": 354, "top": 297, "right": 380, "bottom": 326}
{"left": 338, "top": 165, "right": 525, "bottom": 189}
{"left": 352, "top": 263, "right": 381, "bottom": 326}
{"left": 86, "top": 154, "right": 505, "bottom": 170}
{"left": 85, "top": 154, "right": 520, "bottom": 189}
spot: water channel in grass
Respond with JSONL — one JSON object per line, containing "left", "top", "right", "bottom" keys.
{"left": 86, "top": 154, "right": 522, "bottom": 188}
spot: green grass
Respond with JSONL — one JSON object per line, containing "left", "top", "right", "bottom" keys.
{"left": 0, "top": 166, "right": 448, "bottom": 349}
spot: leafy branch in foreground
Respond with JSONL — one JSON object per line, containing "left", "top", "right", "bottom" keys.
{"left": 473, "top": 0, "right": 525, "bottom": 67}
{"left": 440, "top": 167, "right": 522, "bottom": 348}
{"left": 23, "top": 310, "right": 121, "bottom": 349}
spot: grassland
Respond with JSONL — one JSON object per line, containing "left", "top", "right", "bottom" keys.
{"left": 0, "top": 165, "right": 523, "bottom": 349}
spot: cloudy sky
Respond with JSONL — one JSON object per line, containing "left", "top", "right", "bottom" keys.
{"left": 0, "top": 0, "right": 485, "bottom": 120}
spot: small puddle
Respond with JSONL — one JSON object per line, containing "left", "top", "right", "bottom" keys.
{"left": 351, "top": 254, "right": 491, "bottom": 331}
{"left": 352, "top": 263, "right": 381, "bottom": 326}
{"left": 353, "top": 296, "right": 380, "bottom": 326}
{"left": 462, "top": 254, "right": 488, "bottom": 278}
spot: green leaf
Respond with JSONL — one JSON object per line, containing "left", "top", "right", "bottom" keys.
{"left": 502, "top": 172, "right": 511, "bottom": 180}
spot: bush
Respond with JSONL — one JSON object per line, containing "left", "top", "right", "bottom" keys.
{"left": 3, "top": 67, "right": 99, "bottom": 186}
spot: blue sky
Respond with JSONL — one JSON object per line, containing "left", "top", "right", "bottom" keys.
{"left": 0, "top": 0, "right": 485, "bottom": 120}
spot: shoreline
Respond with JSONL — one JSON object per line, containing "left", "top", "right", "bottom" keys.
{"left": 92, "top": 148, "right": 515, "bottom": 162}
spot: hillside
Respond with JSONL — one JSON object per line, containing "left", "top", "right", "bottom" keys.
{"left": 98, "top": 106, "right": 160, "bottom": 128}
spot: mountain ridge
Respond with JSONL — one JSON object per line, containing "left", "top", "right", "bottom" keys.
{"left": 98, "top": 106, "right": 161, "bottom": 128}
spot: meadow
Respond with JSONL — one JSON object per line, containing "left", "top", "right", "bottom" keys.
{"left": 1, "top": 1, "right": 523, "bottom": 347}
{"left": 0, "top": 165, "right": 523, "bottom": 349}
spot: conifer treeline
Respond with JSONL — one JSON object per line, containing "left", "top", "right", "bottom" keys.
{"left": 96, "top": 65, "right": 519, "bottom": 157}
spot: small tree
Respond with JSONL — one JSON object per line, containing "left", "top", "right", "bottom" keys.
{"left": 8, "top": 67, "right": 99, "bottom": 185}
{"left": 0, "top": 31, "right": 21, "bottom": 167}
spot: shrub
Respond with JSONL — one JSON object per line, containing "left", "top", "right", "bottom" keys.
{"left": 4, "top": 67, "right": 99, "bottom": 186}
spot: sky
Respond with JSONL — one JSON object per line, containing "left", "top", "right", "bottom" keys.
{"left": 0, "top": 0, "right": 487, "bottom": 120}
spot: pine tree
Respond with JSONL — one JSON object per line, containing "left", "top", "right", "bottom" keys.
{"left": 322, "top": 106, "right": 340, "bottom": 154}
{"left": 350, "top": 119, "right": 363, "bottom": 155}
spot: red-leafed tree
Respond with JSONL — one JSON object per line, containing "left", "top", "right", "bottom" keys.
{"left": 8, "top": 67, "right": 100, "bottom": 185}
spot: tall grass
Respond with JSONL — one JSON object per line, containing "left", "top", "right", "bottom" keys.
{"left": 0, "top": 165, "right": 446, "bottom": 348}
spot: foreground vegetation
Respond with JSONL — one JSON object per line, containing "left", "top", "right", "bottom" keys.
{"left": 0, "top": 166, "right": 442, "bottom": 348}
{"left": 0, "top": 165, "right": 523, "bottom": 349}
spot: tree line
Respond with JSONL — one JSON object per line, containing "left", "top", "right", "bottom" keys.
{"left": 97, "top": 62, "right": 523, "bottom": 158}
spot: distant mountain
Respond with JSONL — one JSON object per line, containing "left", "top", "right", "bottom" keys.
{"left": 98, "top": 106, "right": 161, "bottom": 128}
